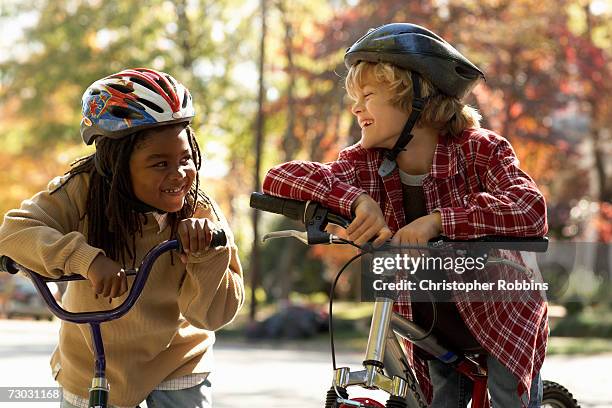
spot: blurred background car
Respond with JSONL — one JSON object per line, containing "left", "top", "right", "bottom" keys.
{"left": 2, "top": 273, "right": 60, "bottom": 321}
{"left": 0, "top": 274, "right": 10, "bottom": 318}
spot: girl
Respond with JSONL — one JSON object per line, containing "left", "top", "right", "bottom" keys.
{"left": 0, "top": 68, "right": 244, "bottom": 408}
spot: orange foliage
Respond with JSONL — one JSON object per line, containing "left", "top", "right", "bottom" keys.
{"left": 511, "top": 137, "right": 561, "bottom": 190}
{"left": 0, "top": 149, "right": 84, "bottom": 217}
{"left": 596, "top": 202, "right": 612, "bottom": 243}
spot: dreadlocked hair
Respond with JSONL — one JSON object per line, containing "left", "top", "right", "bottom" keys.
{"left": 54, "top": 124, "right": 204, "bottom": 268}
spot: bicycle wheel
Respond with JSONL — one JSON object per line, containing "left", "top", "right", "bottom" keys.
{"left": 542, "top": 380, "right": 580, "bottom": 408}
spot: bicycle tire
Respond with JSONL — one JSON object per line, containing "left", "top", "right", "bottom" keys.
{"left": 542, "top": 380, "right": 580, "bottom": 408}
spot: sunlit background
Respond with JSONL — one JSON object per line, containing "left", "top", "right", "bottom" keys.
{"left": 0, "top": 0, "right": 611, "bottom": 366}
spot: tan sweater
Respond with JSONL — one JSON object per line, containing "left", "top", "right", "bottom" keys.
{"left": 0, "top": 172, "right": 244, "bottom": 406}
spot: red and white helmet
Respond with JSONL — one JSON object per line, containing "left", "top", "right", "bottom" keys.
{"left": 80, "top": 68, "right": 195, "bottom": 145}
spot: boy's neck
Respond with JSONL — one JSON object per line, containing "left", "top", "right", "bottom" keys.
{"left": 395, "top": 126, "right": 439, "bottom": 176}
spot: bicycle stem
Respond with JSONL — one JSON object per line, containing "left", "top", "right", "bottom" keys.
{"left": 365, "top": 298, "right": 394, "bottom": 363}
{"left": 332, "top": 297, "right": 411, "bottom": 401}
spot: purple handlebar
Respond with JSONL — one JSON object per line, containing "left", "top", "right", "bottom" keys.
{"left": 4, "top": 239, "right": 179, "bottom": 324}
{"left": 0, "top": 228, "right": 227, "bottom": 323}
{"left": 0, "top": 231, "right": 227, "bottom": 398}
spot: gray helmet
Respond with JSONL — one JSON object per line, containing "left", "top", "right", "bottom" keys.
{"left": 344, "top": 23, "right": 484, "bottom": 100}
{"left": 344, "top": 23, "right": 484, "bottom": 177}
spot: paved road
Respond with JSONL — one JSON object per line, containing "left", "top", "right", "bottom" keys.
{"left": 0, "top": 319, "right": 609, "bottom": 407}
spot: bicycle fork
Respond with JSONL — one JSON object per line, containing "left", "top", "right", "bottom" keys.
{"left": 326, "top": 297, "right": 424, "bottom": 408}
{"left": 89, "top": 323, "right": 110, "bottom": 408}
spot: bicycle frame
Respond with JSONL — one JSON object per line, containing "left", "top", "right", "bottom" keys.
{"left": 331, "top": 295, "right": 491, "bottom": 408}
{"left": 248, "top": 192, "right": 551, "bottom": 408}
{"left": 1, "top": 239, "right": 180, "bottom": 408}
{"left": 250, "top": 192, "right": 578, "bottom": 408}
{"left": 0, "top": 228, "right": 226, "bottom": 408}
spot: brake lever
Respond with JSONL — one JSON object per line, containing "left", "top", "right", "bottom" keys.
{"left": 262, "top": 230, "right": 342, "bottom": 246}
{"left": 262, "top": 230, "right": 310, "bottom": 245}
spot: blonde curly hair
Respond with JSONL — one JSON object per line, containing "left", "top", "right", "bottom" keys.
{"left": 345, "top": 61, "right": 481, "bottom": 137}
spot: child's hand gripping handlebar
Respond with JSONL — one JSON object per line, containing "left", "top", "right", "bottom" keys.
{"left": 251, "top": 192, "right": 554, "bottom": 408}
{"left": 249, "top": 192, "right": 548, "bottom": 252}
{"left": 0, "top": 229, "right": 226, "bottom": 408}
{"left": 0, "top": 230, "right": 226, "bottom": 323}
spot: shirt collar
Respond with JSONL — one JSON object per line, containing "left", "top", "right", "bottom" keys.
{"left": 429, "top": 133, "right": 463, "bottom": 179}
{"left": 151, "top": 212, "right": 169, "bottom": 234}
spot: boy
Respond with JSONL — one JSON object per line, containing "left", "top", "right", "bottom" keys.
{"left": 263, "top": 23, "right": 547, "bottom": 407}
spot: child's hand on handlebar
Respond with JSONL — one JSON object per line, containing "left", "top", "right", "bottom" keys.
{"left": 87, "top": 254, "right": 128, "bottom": 301}
{"left": 348, "top": 194, "right": 393, "bottom": 247}
{"left": 178, "top": 217, "right": 215, "bottom": 263}
{"left": 391, "top": 212, "right": 442, "bottom": 252}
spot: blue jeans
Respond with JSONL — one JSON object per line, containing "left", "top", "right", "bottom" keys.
{"left": 428, "top": 356, "right": 542, "bottom": 408}
{"left": 60, "top": 379, "right": 212, "bottom": 408}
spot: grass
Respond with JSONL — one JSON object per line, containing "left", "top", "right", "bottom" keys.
{"left": 550, "top": 306, "right": 612, "bottom": 338}
{"left": 218, "top": 301, "right": 612, "bottom": 355}
{"left": 547, "top": 336, "right": 612, "bottom": 355}
{"left": 217, "top": 301, "right": 372, "bottom": 351}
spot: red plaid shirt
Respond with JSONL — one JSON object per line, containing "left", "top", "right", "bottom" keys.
{"left": 263, "top": 127, "right": 549, "bottom": 404}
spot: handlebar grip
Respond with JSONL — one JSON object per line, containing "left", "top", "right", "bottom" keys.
{"left": 0, "top": 255, "right": 18, "bottom": 274}
{"left": 210, "top": 229, "right": 227, "bottom": 248}
{"left": 176, "top": 229, "right": 227, "bottom": 253}
{"left": 249, "top": 192, "right": 307, "bottom": 222}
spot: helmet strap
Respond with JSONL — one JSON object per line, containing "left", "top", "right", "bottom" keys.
{"left": 378, "top": 72, "right": 427, "bottom": 178}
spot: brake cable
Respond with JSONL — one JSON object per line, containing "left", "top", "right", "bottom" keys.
{"left": 328, "top": 243, "right": 440, "bottom": 371}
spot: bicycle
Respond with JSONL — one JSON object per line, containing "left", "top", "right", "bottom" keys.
{"left": 250, "top": 192, "right": 579, "bottom": 408}
{"left": 0, "top": 231, "right": 226, "bottom": 408}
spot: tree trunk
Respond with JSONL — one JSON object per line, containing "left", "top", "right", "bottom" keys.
{"left": 584, "top": 1, "right": 610, "bottom": 280}
{"left": 175, "top": 0, "right": 195, "bottom": 71}
{"left": 279, "top": 0, "right": 298, "bottom": 162}
{"left": 250, "top": 0, "right": 267, "bottom": 321}
{"left": 276, "top": 0, "right": 298, "bottom": 301}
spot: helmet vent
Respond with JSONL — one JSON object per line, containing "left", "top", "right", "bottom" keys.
{"left": 109, "top": 105, "right": 144, "bottom": 120}
{"left": 166, "top": 75, "right": 178, "bottom": 95}
{"left": 156, "top": 78, "right": 172, "bottom": 97}
{"left": 125, "top": 99, "right": 145, "bottom": 111}
{"left": 130, "top": 76, "right": 158, "bottom": 93}
{"left": 90, "top": 88, "right": 101, "bottom": 95}
{"left": 107, "top": 83, "right": 133, "bottom": 94}
{"left": 182, "top": 91, "right": 188, "bottom": 108}
{"left": 137, "top": 97, "right": 164, "bottom": 113}
{"left": 455, "top": 65, "right": 479, "bottom": 79}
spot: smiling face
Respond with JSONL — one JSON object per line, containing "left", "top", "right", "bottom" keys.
{"left": 348, "top": 70, "right": 410, "bottom": 150}
{"left": 129, "top": 124, "right": 196, "bottom": 213}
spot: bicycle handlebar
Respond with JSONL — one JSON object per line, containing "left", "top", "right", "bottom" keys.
{"left": 0, "top": 230, "right": 226, "bottom": 324}
{"left": 0, "top": 226, "right": 227, "bottom": 408}
{"left": 249, "top": 193, "right": 312, "bottom": 223}
{"left": 250, "top": 192, "right": 548, "bottom": 252}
